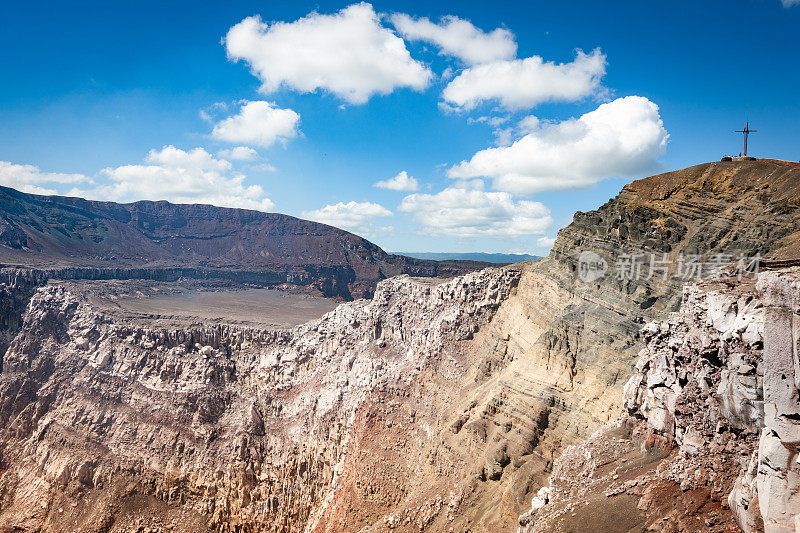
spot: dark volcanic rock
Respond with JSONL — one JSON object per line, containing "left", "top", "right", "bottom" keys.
{"left": 0, "top": 186, "right": 487, "bottom": 299}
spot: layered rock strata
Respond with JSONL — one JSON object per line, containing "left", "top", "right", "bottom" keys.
{"left": 433, "top": 159, "right": 800, "bottom": 527}
{"left": 521, "top": 267, "right": 800, "bottom": 532}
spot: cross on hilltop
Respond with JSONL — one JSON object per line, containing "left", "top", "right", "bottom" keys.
{"left": 734, "top": 122, "right": 757, "bottom": 157}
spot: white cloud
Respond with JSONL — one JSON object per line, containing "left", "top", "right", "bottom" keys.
{"left": 2, "top": 148, "right": 275, "bottom": 211}
{"left": 224, "top": 3, "right": 432, "bottom": 104}
{"left": 199, "top": 101, "right": 230, "bottom": 123}
{"left": 517, "top": 115, "right": 541, "bottom": 134}
{"left": 74, "top": 146, "right": 274, "bottom": 211}
{"left": 390, "top": 13, "right": 516, "bottom": 65}
{"left": 468, "top": 115, "right": 509, "bottom": 127}
{"left": 0, "top": 161, "right": 89, "bottom": 195}
{"left": 448, "top": 96, "right": 668, "bottom": 195}
{"left": 398, "top": 188, "right": 552, "bottom": 237}
{"left": 495, "top": 116, "right": 541, "bottom": 146}
{"left": 250, "top": 162, "right": 277, "bottom": 173}
{"left": 373, "top": 170, "right": 419, "bottom": 191}
{"left": 442, "top": 48, "right": 606, "bottom": 110}
{"left": 536, "top": 237, "right": 556, "bottom": 249}
{"left": 782, "top": 0, "right": 800, "bottom": 6}
{"left": 218, "top": 146, "right": 259, "bottom": 160}
{"left": 302, "top": 200, "right": 392, "bottom": 234}
{"left": 492, "top": 127, "right": 515, "bottom": 147}
{"left": 211, "top": 101, "right": 299, "bottom": 148}
{"left": 450, "top": 178, "right": 485, "bottom": 190}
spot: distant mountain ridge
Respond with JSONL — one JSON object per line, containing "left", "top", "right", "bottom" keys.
{"left": 397, "top": 252, "right": 542, "bottom": 263}
{"left": 0, "top": 186, "right": 488, "bottom": 299}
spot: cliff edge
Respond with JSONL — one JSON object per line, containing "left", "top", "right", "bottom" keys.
{"left": 0, "top": 159, "right": 798, "bottom": 531}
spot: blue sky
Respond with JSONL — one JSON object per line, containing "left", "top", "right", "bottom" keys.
{"left": 1, "top": 0, "right": 798, "bottom": 254}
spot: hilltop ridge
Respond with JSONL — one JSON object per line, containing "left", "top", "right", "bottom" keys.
{"left": 0, "top": 186, "right": 488, "bottom": 299}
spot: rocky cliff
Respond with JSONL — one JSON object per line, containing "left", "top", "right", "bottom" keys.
{"left": 0, "top": 159, "right": 798, "bottom": 531}
{"left": 0, "top": 186, "right": 489, "bottom": 299}
{"left": 0, "top": 267, "right": 520, "bottom": 531}
{"left": 413, "top": 158, "right": 800, "bottom": 528}
{"left": 520, "top": 267, "right": 800, "bottom": 533}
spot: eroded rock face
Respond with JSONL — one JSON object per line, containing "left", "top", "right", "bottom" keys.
{"left": 522, "top": 268, "right": 800, "bottom": 533}
{"left": 519, "top": 275, "right": 766, "bottom": 532}
{"left": 623, "top": 281, "right": 765, "bottom": 442}
{"left": 756, "top": 269, "right": 800, "bottom": 533}
{"left": 1, "top": 159, "right": 799, "bottom": 531}
{"left": 0, "top": 269, "right": 44, "bottom": 363}
{"left": 437, "top": 160, "right": 800, "bottom": 528}
{"left": 0, "top": 268, "right": 519, "bottom": 531}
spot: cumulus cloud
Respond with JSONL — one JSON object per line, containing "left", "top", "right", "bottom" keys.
{"left": 302, "top": 201, "right": 392, "bottom": 234}
{"left": 211, "top": 101, "right": 299, "bottom": 148}
{"left": 390, "top": 13, "right": 516, "bottom": 65}
{"left": 448, "top": 96, "right": 668, "bottom": 195}
{"left": 398, "top": 188, "right": 552, "bottom": 237}
{"left": 442, "top": 48, "right": 606, "bottom": 110}
{"left": 2, "top": 148, "right": 275, "bottom": 211}
{"left": 373, "top": 170, "right": 419, "bottom": 191}
{"left": 218, "top": 146, "right": 259, "bottom": 160}
{"left": 0, "top": 162, "right": 89, "bottom": 195}
{"left": 224, "top": 3, "right": 432, "bottom": 104}
{"left": 537, "top": 236, "right": 556, "bottom": 249}
{"left": 782, "top": 0, "right": 800, "bottom": 6}
{"left": 75, "top": 146, "right": 274, "bottom": 211}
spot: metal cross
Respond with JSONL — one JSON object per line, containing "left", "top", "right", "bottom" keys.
{"left": 734, "top": 122, "right": 757, "bottom": 157}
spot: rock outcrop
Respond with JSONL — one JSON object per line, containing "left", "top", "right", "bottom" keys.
{"left": 0, "top": 267, "right": 519, "bottom": 531}
{"left": 427, "top": 158, "right": 800, "bottom": 528}
{"left": 521, "top": 267, "right": 800, "bottom": 532}
{"left": 0, "top": 159, "right": 799, "bottom": 531}
{"left": 756, "top": 269, "right": 800, "bottom": 532}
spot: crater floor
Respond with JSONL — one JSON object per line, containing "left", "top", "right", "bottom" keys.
{"left": 54, "top": 279, "right": 342, "bottom": 328}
